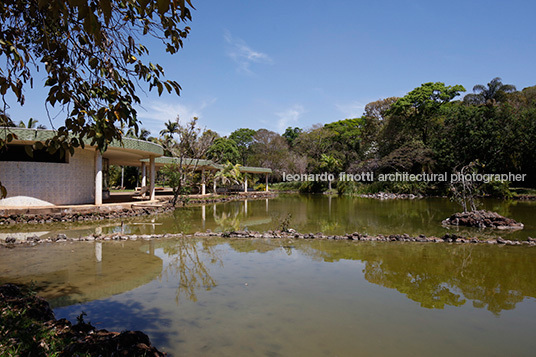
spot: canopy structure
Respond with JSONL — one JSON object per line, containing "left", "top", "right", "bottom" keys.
{"left": 0, "top": 128, "right": 272, "bottom": 207}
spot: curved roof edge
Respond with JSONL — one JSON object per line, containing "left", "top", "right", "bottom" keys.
{"left": 1, "top": 128, "right": 164, "bottom": 156}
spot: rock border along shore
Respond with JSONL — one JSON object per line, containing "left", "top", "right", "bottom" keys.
{"left": 0, "top": 192, "right": 277, "bottom": 226}
{"left": 1, "top": 229, "right": 535, "bottom": 247}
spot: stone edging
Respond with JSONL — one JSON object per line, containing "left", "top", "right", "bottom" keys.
{"left": 0, "top": 192, "right": 277, "bottom": 226}
{"left": 2, "top": 230, "right": 535, "bottom": 247}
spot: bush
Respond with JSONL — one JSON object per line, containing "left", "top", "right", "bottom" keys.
{"left": 298, "top": 181, "right": 326, "bottom": 194}
{"left": 270, "top": 181, "right": 302, "bottom": 191}
{"left": 480, "top": 180, "right": 513, "bottom": 199}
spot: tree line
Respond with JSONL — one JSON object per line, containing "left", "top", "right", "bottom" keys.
{"left": 152, "top": 77, "right": 534, "bottom": 195}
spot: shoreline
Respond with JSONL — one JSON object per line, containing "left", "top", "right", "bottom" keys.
{"left": 1, "top": 229, "right": 535, "bottom": 247}
{"left": 0, "top": 192, "right": 277, "bottom": 226}
{"left": 0, "top": 284, "right": 166, "bottom": 356}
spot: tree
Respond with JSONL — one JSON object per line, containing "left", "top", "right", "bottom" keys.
{"left": 450, "top": 162, "right": 480, "bottom": 212}
{"left": 160, "top": 117, "right": 214, "bottom": 206}
{"left": 364, "top": 97, "right": 399, "bottom": 122}
{"left": 249, "top": 129, "right": 290, "bottom": 179}
{"left": 126, "top": 127, "right": 151, "bottom": 140}
{"left": 206, "top": 137, "right": 240, "bottom": 164}
{"left": 319, "top": 154, "right": 341, "bottom": 191}
{"left": 463, "top": 77, "right": 516, "bottom": 106}
{"left": 282, "top": 126, "right": 302, "bottom": 147}
{"left": 214, "top": 161, "right": 243, "bottom": 192}
{"left": 324, "top": 118, "right": 363, "bottom": 169}
{"left": 229, "top": 128, "right": 256, "bottom": 165}
{"left": 0, "top": 0, "right": 195, "bottom": 198}
{"left": 17, "top": 118, "right": 45, "bottom": 129}
{"left": 388, "top": 82, "right": 465, "bottom": 145}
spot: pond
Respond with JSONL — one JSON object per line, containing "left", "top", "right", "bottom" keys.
{"left": 1, "top": 195, "right": 535, "bottom": 240}
{"left": 1, "top": 237, "right": 535, "bottom": 356}
{"left": 1, "top": 195, "right": 536, "bottom": 355}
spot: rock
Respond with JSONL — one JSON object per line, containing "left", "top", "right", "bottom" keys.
{"left": 442, "top": 210, "right": 524, "bottom": 229}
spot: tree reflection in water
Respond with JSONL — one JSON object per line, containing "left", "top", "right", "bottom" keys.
{"left": 297, "top": 241, "right": 536, "bottom": 315}
{"left": 160, "top": 238, "right": 222, "bottom": 304}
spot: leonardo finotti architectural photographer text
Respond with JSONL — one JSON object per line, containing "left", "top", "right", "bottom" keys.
{"left": 282, "top": 172, "right": 527, "bottom": 183}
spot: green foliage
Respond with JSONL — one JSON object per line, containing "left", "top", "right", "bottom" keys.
{"left": 214, "top": 161, "right": 243, "bottom": 190}
{"left": 336, "top": 180, "right": 361, "bottom": 195}
{"left": 270, "top": 181, "right": 302, "bottom": 191}
{"left": 0, "top": 0, "right": 195, "bottom": 198}
{"left": 0, "top": 285, "right": 78, "bottom": 356}
{"left": 282, "top": 126, "right": 302, "bottom": 146}
{"left": 273, "top": 212, "right": 292, "bottom": 232}
{"left": 162, "top": 163, "right": 192, "bottom": 206}
{"left": 254, "top": 183, "right": 266, "bottom": 191}
{"left": 389, "top": 82, "right": 465, "bottom": 145}
{"left": 229, "top": 128, "right": 257, "bottom": 164}
{"left": 480, "top": 180, "right": 513, "bottom": 199}
{"left": 206, "top": 137, "right": 240, "bottom": 164}
{"left": 463, "top": 77, "right": 516, "bottom": 105}
{"left": 298, "top": 180, "right": 326, "bottom": 194}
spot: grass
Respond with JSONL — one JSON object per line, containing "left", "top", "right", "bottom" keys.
{"left": 0, "top": 285, "right": 78, "bottom": 356}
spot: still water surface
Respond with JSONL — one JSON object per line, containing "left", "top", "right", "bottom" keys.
{"left": 1, "top": 195, "right": 536, "bottom": 355}
{"left": 1, "top": 195, "right": 535, "bottom": 240}
{"left": 1, "top": 237, "right": 536, "bottom": 356}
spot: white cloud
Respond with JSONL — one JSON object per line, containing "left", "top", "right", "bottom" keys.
{"left": 136, "top": 98, "right": 217, "bottom": 136}
{"left": 275, "top": 105, "right": 305, "bottom": 133}
{"left": 335, "top": 101, "right": 366, "bottom": 119}
{"left": 224, "top": 30, "right": 272, "bottom": 74}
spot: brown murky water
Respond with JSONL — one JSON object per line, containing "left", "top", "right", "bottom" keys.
{"left": 1, "top": 237, "right": 535, "bottom": 356}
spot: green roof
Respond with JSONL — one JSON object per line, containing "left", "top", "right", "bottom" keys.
{"left": 3, "top": 128, "right": 163, "bottom": 156}
{"left": 3, "top": 128, "right": 272, "bottom": 173}
{"left": 239, "top": 166, "right": 272, "bottom": 174}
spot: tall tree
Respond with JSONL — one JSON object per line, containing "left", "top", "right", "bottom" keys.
{"left": 463, "top": 77, "right": 516, "bottom": 106}
{"left": 282, "top": 126, "right": 302, "bottom": 147}
{"left": 206, "top": 137, "right": 240, "bottom": 164}
{"left": 388, "top": 82, "right": 465, "bottom": 146}
{"left": 229, "top": 128, "right": 256, "bottom": 165}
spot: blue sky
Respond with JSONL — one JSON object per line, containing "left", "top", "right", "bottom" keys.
{"left": 6, "top": 0, "right": 536, "bottom": 137}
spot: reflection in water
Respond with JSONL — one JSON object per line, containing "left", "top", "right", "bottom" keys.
{"left": 159, "top": 238, "right": 221, "bottom": 304}
{"left": 295, "top": 240, "right": 536, "bottom": 315}
{"left": 0, "top": 241, "right": 163, "bottom": 308}
{"left": 2, "top": 195, "right": 535, "bottom": 240}
{"left": 2, "top": 237, "right": 536, "bottom": 356}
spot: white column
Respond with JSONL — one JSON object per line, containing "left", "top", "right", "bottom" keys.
{"left": 201, "top": 170, "right": 206, "bottom": 195}
{"left": 149, "top": 156, "right": 155, "bottom": 200}
{"left": 244, "top": 176, "right": 248, "bottom": 193}
{"left": 141, "top": 162, "right": 147, "bottom": 188}
{"left": 95, "top": 242, "right": 102, "bottom": 262}
{"left": 265, "top": 174, "right": 269, "bottom": 192}
{"left": 213, "top": 177, "right": 217, "bottom": 194}
{"left": 95, "top": 150, "right": 103, "bottom": 205}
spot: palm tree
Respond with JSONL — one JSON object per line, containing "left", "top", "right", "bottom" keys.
{"left": 319, "top": 154, "right": 341, "bottom": 191}
{"left": 463, "top": 77, "right": 516, "bottom": 105}
{"left": 159, "top": 119, "right": 180, "bottom": 138}
{"left": 127, "top": 127, "right": 151, "bottom": 140}
{"left": 18, "top": 118, "right": 45, "bottom": 129}
{"left": 215, "top": 162, "right": 243, "bottom": 192}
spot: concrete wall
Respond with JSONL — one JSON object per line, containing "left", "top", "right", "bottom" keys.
{"left": 0, "top": 148, "right": 95, "bottom": 206}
